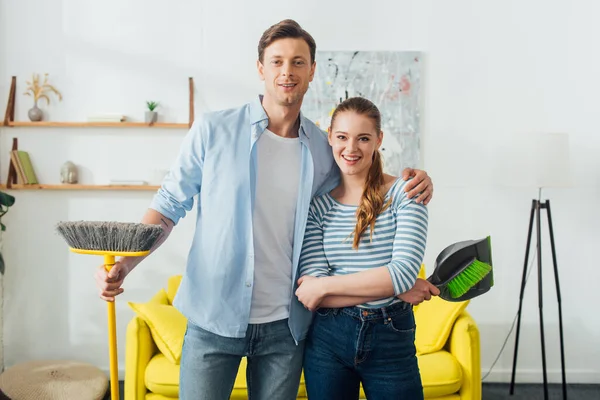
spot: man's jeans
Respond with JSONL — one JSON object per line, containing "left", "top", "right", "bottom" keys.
{"left": 179, "top": 318, "right": 305, "bottom": 400}
{"left": 304, "top": 301, "right": 424, "bottom": 400}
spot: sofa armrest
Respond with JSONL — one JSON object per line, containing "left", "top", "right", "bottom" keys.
{"left": 125, "top": 315, "right": 158, "bottom": 400}
{"left": 447, "top": 311, "right": 481, "bottom": 400}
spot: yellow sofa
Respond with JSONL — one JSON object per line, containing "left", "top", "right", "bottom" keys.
{"left": 125, "top": 274, "right": 481, "bottom": 400}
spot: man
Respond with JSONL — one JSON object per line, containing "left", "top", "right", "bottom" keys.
{"left": 95, "top": 19, "right": 434, "bottom": 400}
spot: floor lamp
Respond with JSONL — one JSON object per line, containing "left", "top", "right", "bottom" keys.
{"left": 507, "top": 133, "right": 571, "bottom": 400}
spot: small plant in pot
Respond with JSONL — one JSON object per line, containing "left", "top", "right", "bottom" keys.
{"left": 145, "top": 101, "right": 159, "bottom": 124}
{"left": 24, "top": 73, "right": 62, "bottom": 122}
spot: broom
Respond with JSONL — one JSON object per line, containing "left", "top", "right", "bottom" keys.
{"left": 56, "top": 221, "right": 163, "bottom": 400}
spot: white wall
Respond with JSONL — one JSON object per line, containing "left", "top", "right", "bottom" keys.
{"left": 1, "top": 0, "right": 599, "bottom": 384}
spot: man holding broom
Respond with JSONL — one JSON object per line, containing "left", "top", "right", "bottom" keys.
{"left": 94, "top": 19, "right": 435, "bottom": 400}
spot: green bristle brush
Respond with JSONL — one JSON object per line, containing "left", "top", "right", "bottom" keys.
{"left": 427, "top": 236, "right": 494, "bottom": 302}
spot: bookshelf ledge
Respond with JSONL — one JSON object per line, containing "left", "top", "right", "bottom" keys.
{"left": 4, "top": 121, "right": 189, "bottom": 128}
{"left": 0, "top": 184, "right": 160, "bottom": 191}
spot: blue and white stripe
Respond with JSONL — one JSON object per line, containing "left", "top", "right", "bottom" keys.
{"left": 299, "top": 178, "right": 428, "bottom": 308}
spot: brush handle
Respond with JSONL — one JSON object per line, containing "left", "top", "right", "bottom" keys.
{"left": 104, "top": 255, "right": 120, "bottom": 400}
{"left": 426, "top": 275, "right": 442, "bottom": 288}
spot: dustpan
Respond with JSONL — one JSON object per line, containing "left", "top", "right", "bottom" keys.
{"left": 427, "top": 236, "right": 494, "bottom": 302}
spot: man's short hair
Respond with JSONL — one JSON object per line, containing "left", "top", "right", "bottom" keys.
{"left": 258, "top": 19, "right": 316, "bottom": 64}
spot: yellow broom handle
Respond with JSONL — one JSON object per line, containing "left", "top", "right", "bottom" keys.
{"left": 104, "top": 254, "right": 120, "bottom": 400}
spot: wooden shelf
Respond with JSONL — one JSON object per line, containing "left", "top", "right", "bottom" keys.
{"left": 2, "top": 77, "right": 195, "bottom": 190}
{"left": 0, "top": 184, "right": 159, "bottom": 191}
{"left": 4, "top": 121, "right": 189, "bottom": 128}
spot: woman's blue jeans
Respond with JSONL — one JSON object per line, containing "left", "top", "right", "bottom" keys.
{"left": 303, "top": 301, "right": 424, "bottom": 400}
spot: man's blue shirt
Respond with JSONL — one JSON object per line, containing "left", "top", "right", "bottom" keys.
{"left": 149, "top": 95, "right": 338, "bottom": 342}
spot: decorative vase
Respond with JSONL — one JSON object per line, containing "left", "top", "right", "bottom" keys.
{"left": 145, "top": 111, "right": 157, "bottom": 124}
{"left": 28, "top": 103, "right": 43, "bottom": 122}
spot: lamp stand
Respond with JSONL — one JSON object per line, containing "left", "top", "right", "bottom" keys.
{"left": 509, "top": 197, "right": 567, "bottom": 400}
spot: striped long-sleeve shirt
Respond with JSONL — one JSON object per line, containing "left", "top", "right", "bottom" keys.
{"left": 298, "top": 177, "right": 428, "bottom": 308}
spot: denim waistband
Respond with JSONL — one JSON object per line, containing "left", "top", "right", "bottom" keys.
{"left": 327, "top": 301, "right": 412, "bottom": 322}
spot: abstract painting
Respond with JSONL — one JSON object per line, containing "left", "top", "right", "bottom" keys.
{"left": 302, "top": 51, "right": 422, "bottom": 174}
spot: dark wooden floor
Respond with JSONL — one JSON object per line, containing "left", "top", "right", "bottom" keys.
{"left": 106, "top": 381, "right": 600, "bottom": 399}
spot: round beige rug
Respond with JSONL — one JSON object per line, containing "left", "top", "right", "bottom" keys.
{"left": 0, "top": 360, "right": 108, "bottom": 400}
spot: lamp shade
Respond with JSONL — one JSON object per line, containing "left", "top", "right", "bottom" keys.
{"left": 493, "top": 132, "right": 572, "bottom": 188}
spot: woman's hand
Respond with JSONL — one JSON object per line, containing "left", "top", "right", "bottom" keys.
{"left": 397, "top": 278, "right": 440, "bottom": 305}
{"left": 296, "top": 275, "right": 327, "bottom": 312}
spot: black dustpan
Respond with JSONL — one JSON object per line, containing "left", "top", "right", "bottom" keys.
{"left": 427, "top": 236, "right": 494, "bottom": 302}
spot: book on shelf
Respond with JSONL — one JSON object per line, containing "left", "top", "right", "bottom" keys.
{"left": 9, "top": 151, "right": 26, "bottom": 183}
{"left": 9, "top": 150, "right": 38, "bottom": 184}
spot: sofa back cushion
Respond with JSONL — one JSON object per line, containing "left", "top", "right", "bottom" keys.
{"left": 128, "top": 288, "right": 188, "bottom": 364}
{"left": 167, "top": 275, "right": 183, "bottom": 305}
{"left": 414, "top": 295, "right": 469, "bottom": 355}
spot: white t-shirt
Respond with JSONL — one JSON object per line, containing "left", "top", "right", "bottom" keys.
{"left": 249, "top": 128, "right": 301, "bottom": 324}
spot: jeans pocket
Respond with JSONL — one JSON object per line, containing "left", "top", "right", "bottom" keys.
{"left": 386, "top": 310, "right": 416, "bottom": 334}
{"left": 315, "top": 308, "right": 332, "bottom": 317}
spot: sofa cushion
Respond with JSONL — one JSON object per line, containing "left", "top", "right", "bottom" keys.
{"left": 419, "top": 350, "right": 463, "bottom": 398}
{"left": 145, "top": 355, "right": 256, "bottom": 399}
{"left": 145, "top": 354, "right": 308, "bottom": 399}
{"left": 414, "top": 295, "right": 469, "bottom": 355}
{"left": 167, "top": 275, "right": 182, "bottom": 305}
{"left": 146, "top": 354, "right": 179, "bottom": 398}
{"left": 145, "top": 350, "right": 459, "bottom": 399}
{"left": 146, "top": 394, "right": 178, "bottom": 400}
{"left": 149, "top": 288, "right": 169, "bottom": 305}
{"left": 128, "top": 298, "right": 187, "bottom": 364}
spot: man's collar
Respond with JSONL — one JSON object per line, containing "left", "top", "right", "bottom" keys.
{"left": 250, "top": 94, "right": 311, "bottom": 140}
{"left": 250, "top": 95, "right": 269, "bottom": 125}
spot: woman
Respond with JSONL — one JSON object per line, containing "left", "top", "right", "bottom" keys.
{"left": 296, "top": 97, "right": 438, "bottom": 400}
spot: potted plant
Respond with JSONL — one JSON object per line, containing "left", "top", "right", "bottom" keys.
{"left": 0, "top": 191, "right": 15, "bottom": 276}
{"left": 0, "top": 190, "right": 15, "bottom": 371}
{"left": 145, "top": 101, "right": 159, "bottom": 124}
{"left": 23, "top": 73, "right": 62, "bottom": 122}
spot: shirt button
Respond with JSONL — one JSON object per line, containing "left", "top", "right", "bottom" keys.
{"left": 246, "top": 282, "right": 252, "bottom": 287}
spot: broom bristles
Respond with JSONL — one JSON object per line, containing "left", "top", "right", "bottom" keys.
{"left": 446, "top": 259, "right": 492, "bottom": 298}
{"left": 56, "top": 221, "right": 163, "bottom": 252}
